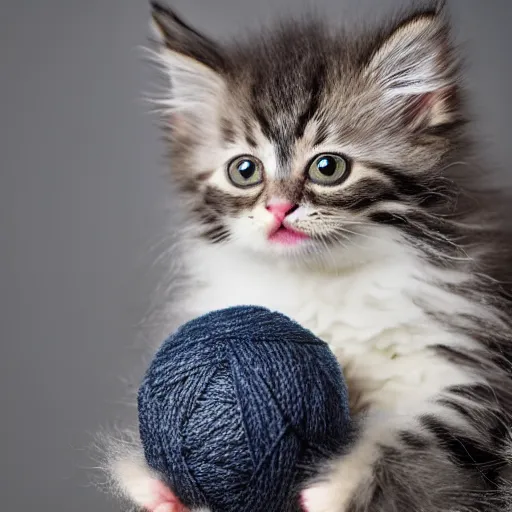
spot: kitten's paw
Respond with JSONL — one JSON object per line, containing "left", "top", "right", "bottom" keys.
{"left": 301, "top": 441, "right": 376, "bottom": 512}
{"left": 146, "top": 480, "right": 188, "bottom": 512}
{"left": 301, "top": 482, "right": 342, "bottom": 512}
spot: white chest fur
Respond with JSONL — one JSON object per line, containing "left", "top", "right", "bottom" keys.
{"left": 180, "top": 242, "right": 482, "bottom": 417}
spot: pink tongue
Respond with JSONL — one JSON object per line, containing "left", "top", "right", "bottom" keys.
{"left": 269, "top": 226, "right": 308, "bottom": 245}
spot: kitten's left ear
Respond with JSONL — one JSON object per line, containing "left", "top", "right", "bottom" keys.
{"left": 148, "top": 2, "right": 227, "bottom": 128}
{"left": 150, "top": 1, "right": 226, "bottom": 73}
{"left": 365, "top": 6, "right": 459, "bottom": 129}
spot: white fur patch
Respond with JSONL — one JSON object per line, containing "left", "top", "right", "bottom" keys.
{"left": 166, "top": 231, "right": 489, "bottom": 512}
{"left": 181, "top": 234, "right": 486, "bottom": 420}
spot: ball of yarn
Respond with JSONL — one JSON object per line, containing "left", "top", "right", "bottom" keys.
{"left": 138, "top": 306, "right": 351, "bottom": 512}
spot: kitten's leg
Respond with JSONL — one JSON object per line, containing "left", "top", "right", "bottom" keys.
{"left": 301, "top": 397, "right": 503, "bottom": 512}
{"left": 101, "top": 431, "right": 208, "bottom": 512}
{"left": 111, "top": 450, "right": 188, "bottom": 512}
{"left": 146, "top": 480, "right": 188, "bottom": 512}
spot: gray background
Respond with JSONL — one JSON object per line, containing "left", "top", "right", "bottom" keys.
{"left": 1, "top": 1, "right": 510, "bottom": 511}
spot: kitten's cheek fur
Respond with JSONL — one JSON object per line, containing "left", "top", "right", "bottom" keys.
{"left": 228, "top": 213, "right": 274, "bottom": 246}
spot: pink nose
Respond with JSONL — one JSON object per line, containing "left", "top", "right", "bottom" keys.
{"left": 266, "top": 201, "right": 296, "bottom": 221}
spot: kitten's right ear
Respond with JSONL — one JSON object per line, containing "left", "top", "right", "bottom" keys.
{"left": 148, "top": 2, "right": 227, "bottom": 121}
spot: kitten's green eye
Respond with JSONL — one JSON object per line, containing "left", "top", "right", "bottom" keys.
{"left": 307, "top": 154, "right": 349, "bottom": 185}
{"left": 227, "top": 156, "right": 264, "bottom": 188}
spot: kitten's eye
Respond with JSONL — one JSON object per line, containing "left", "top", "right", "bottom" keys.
{"left": 227, "top": 156, "right": 264, "bottom": 188}
{"left": 307, "top": 154, "right": 349, "bottom": 185}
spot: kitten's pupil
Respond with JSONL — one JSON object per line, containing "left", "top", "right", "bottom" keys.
{"left": 238, "top": 160, "right": 255, "bottom": 180}
{"left": 317, "top": 157, "right": 336, "bottom": 176}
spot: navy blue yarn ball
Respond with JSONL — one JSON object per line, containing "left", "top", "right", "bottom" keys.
{"left": 138, "top": 306, "right": 351, "bottom": 512}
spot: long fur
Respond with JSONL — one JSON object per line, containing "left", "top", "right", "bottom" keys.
{"left": 102, "top": 2, "right": 512, "bottom": 511}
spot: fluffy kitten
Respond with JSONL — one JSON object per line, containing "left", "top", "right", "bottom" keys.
{"left": 107, "top": 1, "right": 512, "bottom": 511}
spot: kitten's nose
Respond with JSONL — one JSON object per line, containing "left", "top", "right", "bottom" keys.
{"left": 266, "top": 200, "right": 296, "bottom": 222}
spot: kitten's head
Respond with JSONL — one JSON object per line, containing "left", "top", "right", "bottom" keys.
{"left": 150, "top": 1, "right": 465, "bottom": 266}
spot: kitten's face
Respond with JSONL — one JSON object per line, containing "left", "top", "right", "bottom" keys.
{"left": 151, "top": 2, "right": 463, "bottom": 264}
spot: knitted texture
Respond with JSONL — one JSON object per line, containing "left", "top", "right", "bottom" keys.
{"left": 138, "top": 306, "right": 351, "bottom": 512}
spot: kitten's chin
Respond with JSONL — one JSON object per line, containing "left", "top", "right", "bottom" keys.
{"left": 257, "top": 239, "right": 349, "bottom": 270}
{"left": 235, "top": 227, "right": 401, "bottom": 271}
{"left": 235, "top": 233, "right": 314, "bottom": 260}
{"left": 230, "top": 222, "right": 398, "bottom": 269}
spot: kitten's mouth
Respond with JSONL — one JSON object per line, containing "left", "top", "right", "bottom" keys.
{"left": 268, "top": 223, "right": 309, "bottom": 246}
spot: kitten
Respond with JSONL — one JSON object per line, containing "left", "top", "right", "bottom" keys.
{"left": 106, "top": 1, "right": 512, "bottom": 511}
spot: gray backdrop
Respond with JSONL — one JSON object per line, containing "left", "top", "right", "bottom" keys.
{"left": 1, "top": 1, "right": 511, "bottom": 511}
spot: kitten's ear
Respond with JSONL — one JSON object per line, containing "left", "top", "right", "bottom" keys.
{"left": 365, "top": 7, "right": 459, "bottom": 129}
{"left": 150, "top": 2, "right": 226, "bottom": 73}
{"left": 149, "top": 2, "right": 226, "bottom": 123}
